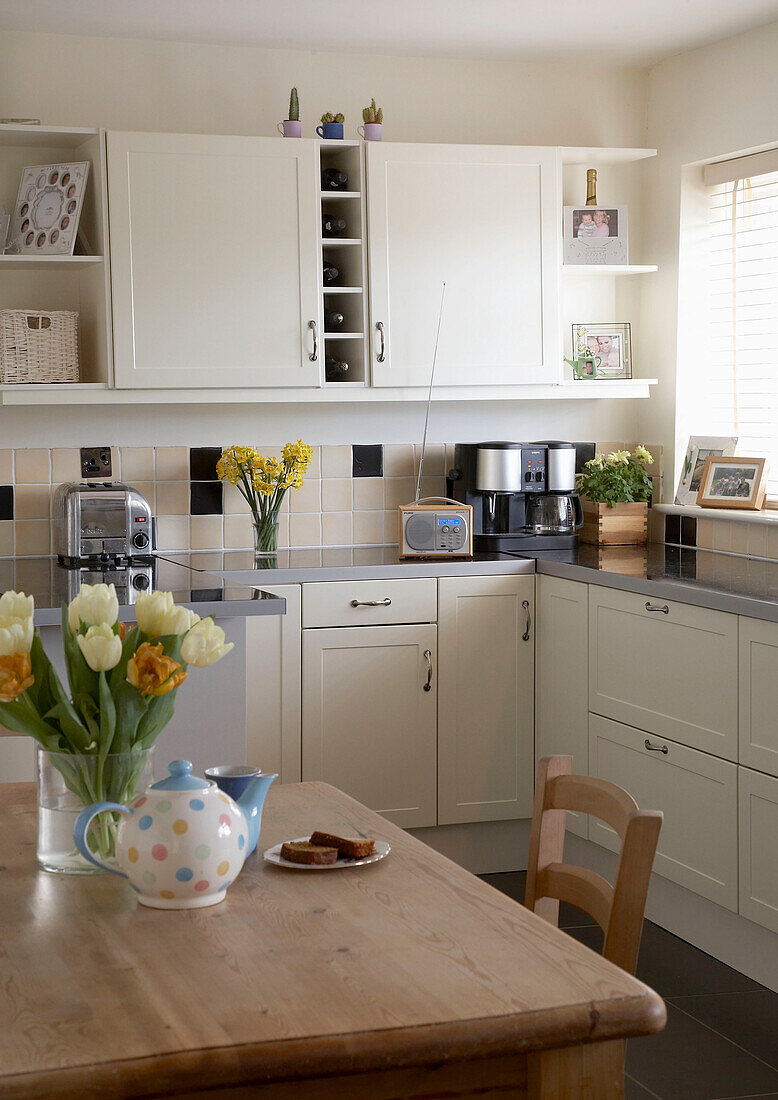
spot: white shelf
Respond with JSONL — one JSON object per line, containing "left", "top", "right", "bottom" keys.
{"left": 324, "top": 331, "right": 364, "bottom": 339}
{"left": 0, "top": 123, "right": 100, "bottom": 149}
{"left": 560, "top": 146, "right": 657, "bottom": 167}
{"left": 323, "top": 286, "right": 362, "bottom": 294}
{"left": 0, "top": 254, "right": 104, "bottom": 271}
{"left": 562, "top": 264, "right": 658, "bottom": 276}
{"left": 321, "top": 238, "right": 362, "bottom": 247}
{"left": 320, "top": 191, "right": 361, "bottom": 199}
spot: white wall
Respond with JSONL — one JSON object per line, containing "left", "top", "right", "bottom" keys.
{"left": 0, "top": 28, "right": 648, "bottom": 447}
{"left": 640, "top": 20, "right": 778, "bottom": 492}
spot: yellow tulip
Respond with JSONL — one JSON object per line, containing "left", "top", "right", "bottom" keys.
{"left": 76, "top": 624, "right": 123, "bottom": 672}
{"left": 181, "top": 618, "right": 234, "bottom": 668}
{"left": 68, "top": 583, "right": 119, "bottom": 632}
{"left": 135, "top": 591, "right": 200, "bottom": 637}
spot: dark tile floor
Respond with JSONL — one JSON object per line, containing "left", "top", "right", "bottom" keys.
{"left": 482, "top": 871, "right": 778, "bottom": 1100}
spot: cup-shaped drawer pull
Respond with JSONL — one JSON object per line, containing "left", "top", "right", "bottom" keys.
{"left": 644, "top": 738, "right": 669, "bottom": 755}
{"left": 645, "top": 602, "right": 669, "bottom": 614}
{"left": 350, "top": 597, "right": 392, "bottom": 608}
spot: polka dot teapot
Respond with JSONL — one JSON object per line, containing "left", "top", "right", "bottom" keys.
{"left": 74, "top": 760, "right": 277, "bottom": 909}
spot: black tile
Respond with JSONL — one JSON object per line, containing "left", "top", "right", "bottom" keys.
{"left": 566, "top": 923, "right": 605, "bottom": 952}
{"left": 353, "top": 444, "right": 382, "bottom": 478}
{"left": 681, "top": 515, "right": 697, "bottom": 547}
{"left": 190, "top": 481, "right": 223, "bottom": 516}
{"left": 632, "top": 923, "right": 764, "bottom": 999}
{"left": 574, "top": 442, "right": 596, "bottom": 473}
{"left": 668, "top": 991, "right": 778, "bottom": 1070}
{"left": 626, "top": 1003, "right": 778, "bottom": 1100}
{"left": 481, "top": 871, "right": 596, "bottom": 928}
{"left": 665, "top": 514, "right": 681, "bottom": 544}
{"left": 189, "top": 447, "right": 221, "bottom": 481}
{"left": 190, "top": 588, "right": 223, "bottom": 602}
{"left": 625, "top": 1076, "right": 661, "bottom": 1100}
{"left": 0, "top": 485, "right": 13, "bottom": 521}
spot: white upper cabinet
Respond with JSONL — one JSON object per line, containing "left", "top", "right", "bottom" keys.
{"left": 366, "top": 142, "right": 561, "bottom": 387}
{"left": 108, "top": 132, "right": 321, "bottom": 388}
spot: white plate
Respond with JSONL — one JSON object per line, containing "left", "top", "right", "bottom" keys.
{"left": 263, "top": 837, "right": 391, "bottom": 870}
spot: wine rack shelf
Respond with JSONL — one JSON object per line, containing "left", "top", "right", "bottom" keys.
{"left": 320, "top": 238, "right": 362, "bottom": 247}
{"left": 319, "top": 191, "right": 361, "bottom": 199}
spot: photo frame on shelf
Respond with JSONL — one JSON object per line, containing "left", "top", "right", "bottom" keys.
{"left": 674, "top": 436, "right": 738, "bottom": 505}
{"left": 571, "top": 322, "right": 632, "bottom": 379}
{"left": 563, "top": 205, "right": 628, "bottom": 265}
{"left": 5, "top": 161, "right": 90, "bottom": 256}
{"left": 696, "top": 455, "right": 768, "bottom": 510}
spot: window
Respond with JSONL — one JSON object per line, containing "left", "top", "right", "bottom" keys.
{"left": 706, "top": 163, "right": 778, "bottom": 498}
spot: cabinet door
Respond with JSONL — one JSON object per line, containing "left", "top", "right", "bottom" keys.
{"left": 437, "top": 575, "right": 534, "bottom": 824}
{"left": 0, "top": 734, "right": 35, "bottom": 782}
{"left": 589, "top": 714, "right": 738, "bottom": 910}
{"left": 245, "top": 585, "right": 301, "bottom": 784}
{"left": 366, "top": 142, "right": 560, "bottom": 387}
{"left": 739, "top": 767, "right": 778, "bottom": 933}
{"left": 739, "top": 616, "right": 778, "bottom": 777}
{"left": 302, "top": 624, "right": 437, "bottom": 827}
{"left": 108, "top": 132, "right": 321, "bottom": 388}
{"left": 535, "top": 575, "right": 588, "bottom": 838}
{"left": 589, "top": 586, "right": 738, "bottom": 760}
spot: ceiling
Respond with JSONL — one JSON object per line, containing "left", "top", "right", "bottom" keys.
{"left": 1, "top": 0, "right": 777, "bottom": 65}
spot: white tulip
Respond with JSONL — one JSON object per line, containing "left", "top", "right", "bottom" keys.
{"left": 0, "top": 617, "right": 34, "bottom": 655}
{"left": 181, "top": 618, "right": 234, "bottom": 668}
{"left": 68, "top": 583, "right": 119, "bottom": 632}
{"left": 0, "top": 591, "right": 34, "bottom": 621}
{"left": 76, "top": 623, "right": 123, "bottom": 672}
{"left": 135, "top": 590, "right": 200, "bottom": 636}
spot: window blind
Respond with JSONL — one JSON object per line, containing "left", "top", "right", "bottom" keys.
{"left": 707, "top": 168, "right": 778, "bottom": 497}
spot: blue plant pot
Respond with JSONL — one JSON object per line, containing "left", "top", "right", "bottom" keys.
{"left": 317, "top": 122, "right": 344, "bottom": 139}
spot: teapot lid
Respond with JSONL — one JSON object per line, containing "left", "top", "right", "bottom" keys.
{"left": 151, "top": 760, "right": 210, "bottom": 791}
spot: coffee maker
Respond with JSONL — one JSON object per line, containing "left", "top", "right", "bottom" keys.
{"left": 447, "top": 441, "right": 584, "bottom": 551}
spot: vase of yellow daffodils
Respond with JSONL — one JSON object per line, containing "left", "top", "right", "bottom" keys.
{"left": 0, "top": 585, "right": 233, "bottom": 873}
{"left": 217, "top": 441, "right": 313, "bottom": 564}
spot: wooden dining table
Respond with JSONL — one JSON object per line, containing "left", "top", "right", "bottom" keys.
{"left": 0, "top": 780, "right": 665, "bottom": 1099}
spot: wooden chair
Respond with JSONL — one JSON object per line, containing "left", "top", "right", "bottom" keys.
{"left": 525, "top": 755, "right": 662, "bottom": 976}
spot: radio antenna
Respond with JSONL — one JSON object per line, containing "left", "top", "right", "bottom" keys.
{"left": 415, "top": 282, "right": 446, "bottom": 502}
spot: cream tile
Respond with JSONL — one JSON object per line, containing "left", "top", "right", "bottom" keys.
{"left": 223, "top": 481, "right": 248, "bottom": 515}
{"left": 190, "top": 515, "right": 223, "bottom": 550}
{"left": 14, "top": 520, "right": 50, "bottom": 556}
{"left": 321, "top": 547, "right": 354, "bottom": 567}
{"left": 729, "top": 522, "right": 749, "bottom": 556}
{"left": 747, "top": 523, "right": 769, "bottom": 559}
{"left": 320, "top": 445, "right": 352, "bottom": 479}
{"left": 0, "top": 521, "right": 13, "bottom": 556}
{"left": 321, "top": 478, "right": 353, "bottom": 512}
{"left": 15, "top": 449, "right": 50, "bottom": 484}
{"left": 413, "top": 443, "right": 446, "bottom": 478}
{"left": 51, "top": 448, "right": 80, "bottom": 483}
{"left": 289, "top": 512, "right": 321, "bottom": 547}
{"left": 305, "top": 446, "right": 321, "bottom": 479}
{"left": 384, "top": 477, "right": 415, "bottom": 509}
{"left": 156, "top": 481, "right": 189, "bottom": 515}
{"left": 419, "top": 476, "right": 445, "bottom": 501}
{"left": 156, "top": 516, "right": 190, "bottom": 552}
{"left": 0, "top": 450, "right": 13, "bottom": 483}
{"left": 711, "top": 520, "right": 732, "bottom": 553}
{"left": 384, "top": 509, "right": 400, "bottom": 544}
{"left": 353, "top": 477, "right": 383, "bottom": 511}
{"left": 353, "top": 510, "right": 384, "bottom": 544}
{"left": 155, "top": 447, "right": 189, "bottom": 481}
{"left": 321, "top": 511, "right": 353, "bottom": 546}
{"left": 132, "top": 481, "right": 155, "bottom": 509}
{"left": 696, "top": 518, "right": 715, "bottom": 549}
{"left": 767, "top": 524, "right": 778, "bottom": 561}
{"left": 277, "top": 513, "right": 290, "bottom": 548}
{"left": 224, "top": 514, "right": 254, "bottom": 549}
{"left": 289, "top": 478, "right": 321, "bottom": 513}
{"left": 120, "top": 447, "right": 155, "bottom": 482}
{"left": 384, "top": 444, "right": 415, "bottom": 478}
{"left": 13, "top": 557, "right": 50, "bottom": 593}
{"left": 14, "top": 485, "right": 51, "bottom": 521}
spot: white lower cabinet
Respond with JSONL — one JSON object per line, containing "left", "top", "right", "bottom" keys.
{"left": 739, "top": 616, "right": 778, "bottom": 777}
{"left": 589, "top": 713, "right": 738, "bottom": 911}
{"left": 437, "top": 575, "right": 535, "bottom": 824}
{"left": 302, "top": 624, "right": 437, "bottom": 828}
{"left": 739, "top": 767, "right": 778, "bottom": 934}
{"left": 0, "top": 735, "right": 35, "bottom": 782}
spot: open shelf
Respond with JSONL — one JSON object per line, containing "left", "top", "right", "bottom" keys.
{"left": 323, "top": 286, "right": 362, "bottom": 294}
{"left": 562, "top": 264, "right": 658, "bottom": 276}
{"left": 0, "top": 254, "right": 104, "bottom": 270}
{"left": 0, "top": 123, "right": 100, "bottom": 149}
{"left": 324, "top": 332, "right": 363, "bottom": 339}
{"left": 560, "top": 147, "right": 657, "bottom": 167}
{"left": 320, "top": 238, "right": 362, "bottom": 247}
{"left": 320, "top": 191, "right": 361, "bottom": 199}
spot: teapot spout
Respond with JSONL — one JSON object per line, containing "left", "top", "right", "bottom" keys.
{"left": 237, "top": 773, "right": 278, "bottom": 854}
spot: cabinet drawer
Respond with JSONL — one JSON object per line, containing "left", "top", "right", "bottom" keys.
{"left": 739, "top": 767, "right": 778, "bottom": 933}
{"left": 589, "top": 585, "right": 738, "bottom": 760}
{"left": 739, "top": 616, "right": 778, "bottom": 777}
{"left": 589, "top": 713, "right": 738, "bottom": 910}
{"left": 303, "top": 578, "right": 436, "bottom": 628}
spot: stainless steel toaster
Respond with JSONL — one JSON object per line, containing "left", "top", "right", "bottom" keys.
{"left": 53, "top": 482, "right": 154, "bottom": 564}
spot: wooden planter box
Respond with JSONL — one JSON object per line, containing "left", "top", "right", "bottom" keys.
{"left": 580, "top": 500, "right": 648, "bottom": 545}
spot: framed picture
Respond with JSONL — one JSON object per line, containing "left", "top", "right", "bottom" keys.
{"left": 696, "top": 456, "right": 768, "bottom": 510}
{"left": 563, "top": 205, "right": 628, "bottom": 265}
{"left": 5, "top": 161, "right": 90, "bottom": 256}
{"left": 674, "top": 436, "right": 738, "bottom": 505}
{"left": 571, "top": 322, "right": 632, "bottom": 379}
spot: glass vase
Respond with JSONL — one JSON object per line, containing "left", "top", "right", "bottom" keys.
{"left": 253, "top": 518, "right": 280, "bottom": 566}
{"left": 36, "top": 747, "right": 155, "bottom": 874}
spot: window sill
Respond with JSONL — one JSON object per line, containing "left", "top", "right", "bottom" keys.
{"left": 654, "top": 502, "right": 778, "bottom": 526}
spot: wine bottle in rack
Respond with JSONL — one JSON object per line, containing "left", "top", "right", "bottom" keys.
{"left": 323, "top": 260, "right": 340, "bottom": 284}
{"left": 322, "top": 213, "right": 347, "bottom": 238}
{"left": 585, "top": 168, "right": 597, "bottom": 205}
{"left": 324, "top": 308, "right": 344, "bottom": 330}
{"left": 325, "top": 356, "right": 350, "bottom": 381}
{"left": 322, "top": 168, "right": 348, "bottom": 191}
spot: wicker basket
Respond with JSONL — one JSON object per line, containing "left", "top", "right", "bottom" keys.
{"left": 0, "top": 309, "right": 79, "bottom": 384}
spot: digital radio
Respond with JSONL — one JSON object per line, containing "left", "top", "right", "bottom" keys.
{"left": 398, "top": 498, "right": 473, "bottom": 559}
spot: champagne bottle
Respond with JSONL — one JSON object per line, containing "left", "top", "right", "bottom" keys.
{"left": 324, "top": 308, "right": 344, "bottom": 330}
{"left": 325, "top": 356, "right": 350, "bottom": 381}
{"left": 322, "top": 168, "right": 348, "bottom": 191}
{"left": 322, "top": 260, "right": 339, "bottom": 284}
{"left": 585, "top": 168, "right": 597, "bottom": 206}
{"left": 322, "top": 213, "right": 347, "bottom": 238}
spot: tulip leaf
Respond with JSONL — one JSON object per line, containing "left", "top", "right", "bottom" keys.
{"left": 60, "top": 603, "right": 99, "bottom": 703}
{"left": 109, "top": 626, "right": 141, "bottom": 693}
{"left": 135, "top": 686, "right": 179, "bottom": 749}
{"left": 157, "top": 633, "right": 184, "bottom": 663}
{"left": 0, "top": 699, "right": 61, "bottom": 749}
{"left": 111, "top": 680, "right": 148, "bottom": 754}
{"left": 45, "top": 701, "right": 91, "bottom": 753}
{"left": 98, "top": 671, "right": 116, "bottom": 755}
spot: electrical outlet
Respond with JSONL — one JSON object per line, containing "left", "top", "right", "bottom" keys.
{"left": 80, "top": 446, "right": 112, "bottom": 479}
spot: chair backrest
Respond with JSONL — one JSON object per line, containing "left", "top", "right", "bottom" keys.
{"left": 524, "top": 755, "right": 662, "bottom": 975}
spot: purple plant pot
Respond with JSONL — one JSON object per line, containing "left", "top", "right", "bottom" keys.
{"left": 358, "top": 123, "right": 382, "bottom": 141}
{"left": 277, "top": 120, "right": 302, "bottom": 138}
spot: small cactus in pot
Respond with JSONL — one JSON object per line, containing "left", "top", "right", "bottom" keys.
{"left": 317, "top": 111, "right": 345, "bottom": 139}
{"left": 360, "top": 98, "right": 383, "bottom": 140}
{"left": 279, "top": 86, "right": 301, "bottom": 137}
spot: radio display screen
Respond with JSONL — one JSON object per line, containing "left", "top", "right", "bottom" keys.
{"left": 437, "top": 516, "right": 461, "bottom": 525}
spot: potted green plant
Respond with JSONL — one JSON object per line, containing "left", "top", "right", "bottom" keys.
{"left": 576, "top": 446, "right": 654, "bottom": 545}
{"left": 358, "top": 98, "right": 383, "bottom": 140}
{"left": 317, "top": 113, "right": 345, "bottom": 140}
{"left": 278, "top": 87, "right": 301, "bottom": 138}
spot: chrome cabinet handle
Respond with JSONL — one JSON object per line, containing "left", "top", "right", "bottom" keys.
{"left": 644, "top": 738, "right": 669, "bottom": 755}
{"left": 645, "top": 602, "right": 669, "bottom": 614}
{"left": 350, "top": 597, "right": 392, "bottom": 607}
{"left": 375, "top": 321, "right": 385, "bottom": 363}
{"left": 423, "top": 649, "right": 433, "bottom": 692}
{"left": 308, "top": 319, "right": 318, "bottom": 362}
{"left": 522, "top": 599, "right": 532, "bottom": 641}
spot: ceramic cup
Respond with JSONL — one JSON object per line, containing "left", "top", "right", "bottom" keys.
{"left": 277, "top": 120, "right": 302, "bottom": 138}
{"left": 205, "top": 765, "right": 262, "bottom": 802}
{"left": 316, "top": 122, "right": 344, "bottom": 139}
{"left": 357, "top": 123, "right": 382, "bottom": 141}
